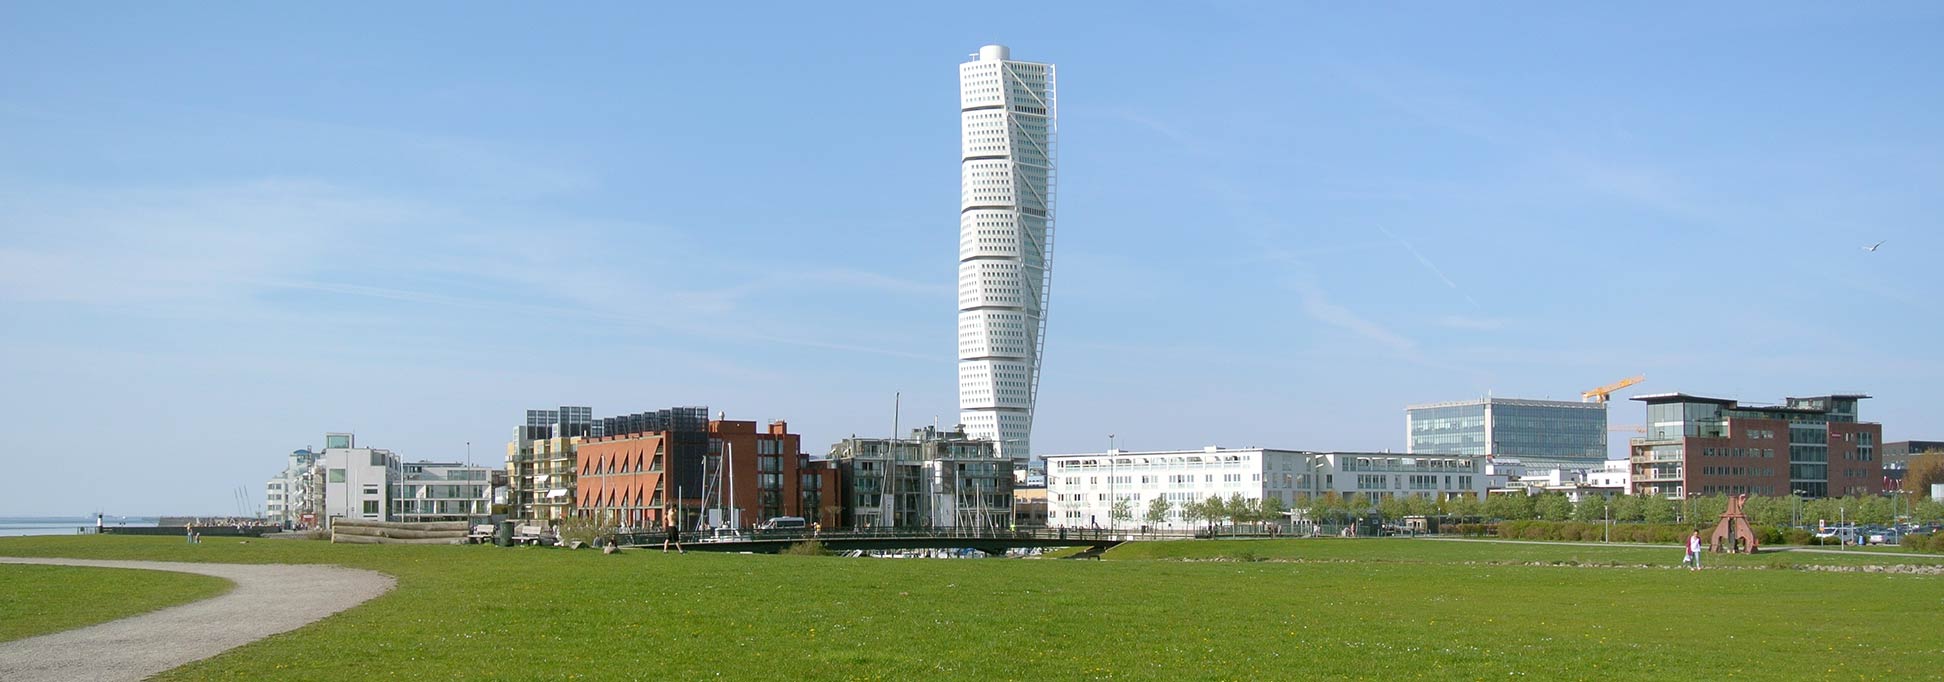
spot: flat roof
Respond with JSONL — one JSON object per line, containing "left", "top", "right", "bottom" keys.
{"left": 1042, "top": 448, "right": 1479, "bottom": 460}
{"left": 1629, "top": 393, "right": 1739, "bottom": 405}
{"left": 1406, "top": 397, "right": 1605, "bottom": 410}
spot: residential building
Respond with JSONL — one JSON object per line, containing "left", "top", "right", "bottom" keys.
{"left": 1407, "top": 397, "right": 1608, "bottom": 470}
{"left": 566, "top": 406, "right": 706, "bottom": 529}
{"left": 1043, "top": 447, "right": 1486, "bottom": 529}
{"left": 1506, "top": 464, "right": 1628, "bottom": 503}
{"left": 958, "top": 44, "right": 1057, "bottom": 460}
{"left": 320, "top": 433, "right": 401, "bottom": 525}
{"left": 278, "top": 432, "right": 501, "bottom": 527}
{"left": 1586, "top": 459, "right": 1631, "bottom": 490}
{"left": 1013, "top": 484, "right": 1047, "bottom": 528}
{"left": 505, "top": 406, "right": 595, "bottom": 523}
{"left": 1629, "top": 393, "right": 1882, "bottom": 499}
{"left": 1884, "top": 440, "right": 1944, "bottom": 486}
{"left": 829, "top": 425, "right": 1013, "bottom": 530}
{"left": 391, "top": 461, "right": 494, "bottom": 523}
{"left": 265, "top": 448, "right": 324, "bottom": 529}
{"left": 575, "top": 411, "right": 839, "bottom": 531}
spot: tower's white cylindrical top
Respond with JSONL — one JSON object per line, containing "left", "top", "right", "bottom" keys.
{"left": 978, "top": 45, "right": 1010, "bottom": 61}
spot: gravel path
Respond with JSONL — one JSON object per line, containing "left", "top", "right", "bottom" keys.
{"left": 0, "top": 557, "right": 394, "bottom": 682}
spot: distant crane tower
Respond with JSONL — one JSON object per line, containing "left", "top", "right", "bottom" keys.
{"left": 1582, "top": 375, "right": 1645, "bottom": 404}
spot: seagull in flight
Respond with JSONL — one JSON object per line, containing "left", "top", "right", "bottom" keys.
{"left": 1864, "top": 240, "right": 1886, "bottom": 252}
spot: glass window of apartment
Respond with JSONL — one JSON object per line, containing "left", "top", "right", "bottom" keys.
{"left": 362, "top": 501, "right": 379, "bottom": 515}
{"left": 329, "top": 469, "right": 345, "bottom": 483}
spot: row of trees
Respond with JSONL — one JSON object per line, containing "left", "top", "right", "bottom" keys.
{"left": 1107, "top": 493, "right": 1291, "bottom": 531}
{"left": 1106, "top": 489, "right": 1944, "bottom": 530}
{"left": 1302, "top": 490, "right": 1944, "bottom": 527}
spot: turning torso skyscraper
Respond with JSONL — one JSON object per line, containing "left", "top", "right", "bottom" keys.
{"left": 958, "top": 44, "right": 1056, "bottom": 461}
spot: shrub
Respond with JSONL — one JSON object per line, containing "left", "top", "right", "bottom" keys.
{"left": 556, "top": 517, "right": 612, "bottom": 548}
{"left": 1899, "top": 532, "right": 1930, "bottom": 549}
{"left": 1482, "top": 520, "right": 1697, "bottom": 544}
{"left": 779, "top": 540, "right": 830, "bottom": 556}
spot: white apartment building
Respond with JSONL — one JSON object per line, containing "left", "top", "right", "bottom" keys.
{"left": 1044, "top": 447, "right": 1486, "bottom": 529}
{"left": 287, "top": 432, "right": 501, "bottom": 527}
{"left": 1586, "top": 459, "right": 1631, "bottom": 490}
{"left": 392, "top": 461, "right": 494, "bottom": 523}
{"left": 265, "top": 447, "right": 323, "bottom": 528}
{"left": 321, "top": 433, "right": 400, "bottom": 525}
{"left": 958, "top": 44, "right": 1057, "bottom": 460}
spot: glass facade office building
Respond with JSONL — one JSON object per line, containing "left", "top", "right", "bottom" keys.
{"left": 1406, "top": 398, "right": 1608, "bottom": 470}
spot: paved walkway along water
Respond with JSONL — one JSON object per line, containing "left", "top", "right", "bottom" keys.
{"left": 0, "top": 557, "right": 394, "bottom": 682}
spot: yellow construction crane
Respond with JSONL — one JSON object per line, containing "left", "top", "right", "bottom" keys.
{"left": 1583, "top": 375, "right": 1645, "bottom": 403}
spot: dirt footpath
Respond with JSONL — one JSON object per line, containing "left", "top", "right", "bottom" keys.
{"left": 0, "top": 557, "right": 394, "bottom": 682}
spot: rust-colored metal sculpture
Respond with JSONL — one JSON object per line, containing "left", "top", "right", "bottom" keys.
{"left": 1708, "top": 493, "right": 1759, "bottom": 554}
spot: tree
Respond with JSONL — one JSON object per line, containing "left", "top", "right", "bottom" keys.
{"left": 1913, "top": 498, "right": 1944, "bottom": 525}
{"left": 1306, "top": 492, "right": 1342, "bottom": 527}
{"left": 1203, "top": 495, "right": 1228, "bottom": 533}
{"left": 1109, "top": 497, "right": 1133, "bottom": 529}
{"left": 1856, "top": 495, "right": 1894, "bottom": 526}
{"left": 1485, "top": 493, "right": 1531, "bottom": 521}
{"left": 1377, "top": 495, "right": 1407, "bottom": 522}
{"left": 1402, "top": 494, "right": 1434, "bottom": 518}
{"left": 1342, "top": 493, "right": 1370, "bottom": 520}
{"left": 1571, "top": 495, "right": 1605, "bottom": 523}
{"left": 1742, "top": 495, "right": 1788, "bottom": 528}
{"left": 1228, "top": 493, "right": 1254, "bottom": 529}
{"left": 1260, "top": 495, "right": 1287, "bottom": 531}
{"left": 1445, "top": 494, "right": 1481, "bottom": 522}
{"left": 1610, "top": 494, "right": 1645, "bottom": 522}
{"left": 1535, "top": 493, "right": 1572, "bottom": 522}
{"left": 1181, "top": 497, "right": 1206, "bottom": 529}
{"left": 1641, "top": 494, "right": 1675, "bottom": 524}
{"left": 1688, "top": 494, "right": 1728, "bottom": 525}
{"left": 1144, "top": 495, "right": 1173, "bottom": 528}
{"left": 1903, "top": 452, "right": 1944, "bottom": 496}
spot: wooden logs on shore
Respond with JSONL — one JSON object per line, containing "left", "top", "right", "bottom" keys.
{"left": 329, "top": 519, "right": 470, "bottom": 545}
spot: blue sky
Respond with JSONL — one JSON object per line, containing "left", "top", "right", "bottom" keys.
{"left": 2, "top": 3, "right": 1939, "bottom": 516}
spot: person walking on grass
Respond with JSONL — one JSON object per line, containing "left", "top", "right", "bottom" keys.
{"left": 1686, "top": 531, "right": 1703, "bottom": 571}
{"left": 661, "top": 519, "right": 685, "bottom": 554}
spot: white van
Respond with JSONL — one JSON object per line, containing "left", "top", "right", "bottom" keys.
{"left": 762, "top": 516, "right": 807, "bottom": 531}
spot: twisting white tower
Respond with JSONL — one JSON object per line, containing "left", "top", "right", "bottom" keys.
{"left": 958, "top": 44, "right": 1056, "bottom": 461}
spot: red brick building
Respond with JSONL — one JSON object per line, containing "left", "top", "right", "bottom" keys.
{"left": 576, "top": 417, "right": 839, "bottom": 530}
{"left": 1630, "top": 394, "right": 1882, "bottom": 499}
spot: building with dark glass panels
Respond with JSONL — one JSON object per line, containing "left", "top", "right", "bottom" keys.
{"left": 1628, "top": 393, "right": 1882, "bottom": 499}
{"left": 1883, "top": 440, "right": 1944, "bottom": 486}
{"left": 1405, "top": 398, "right": 1608, "bottom": 470}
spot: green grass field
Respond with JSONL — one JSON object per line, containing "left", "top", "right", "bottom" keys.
{"left": 2, "top": 535, "right": 1941, "bottom": 680}
{"left": 0, "top": 563, "right": 233, "bottom": 642}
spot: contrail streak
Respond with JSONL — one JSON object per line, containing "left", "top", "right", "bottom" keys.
{"left": 1377, "top": 226, "right": 1480, "bottom": 308}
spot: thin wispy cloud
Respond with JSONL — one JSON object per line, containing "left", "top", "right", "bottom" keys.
{"left": 1376, "top": 226, "right": 1480, "bottom": 308}
{"left": 1294, "top": 283, "right": 1416, "bottom": 355}
{"left": 1436, "top": 315, "right": 1505, "bottom": 331}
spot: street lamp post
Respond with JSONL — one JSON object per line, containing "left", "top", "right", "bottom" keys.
{"left": 1604, "top": 495, "right": 1611, "bottom": 543}
{"left": 1107, "top": 435, "right": 1116, "bottom": 533}
{"left": 1792, "top": 490, "right": 1806, "bottom": 529}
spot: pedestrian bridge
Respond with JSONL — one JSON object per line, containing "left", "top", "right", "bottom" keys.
{"left": 616, "top": 528, "right": 1133, "bottom": 556}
